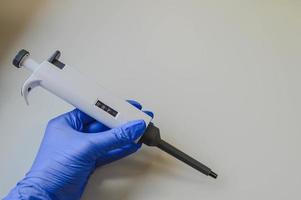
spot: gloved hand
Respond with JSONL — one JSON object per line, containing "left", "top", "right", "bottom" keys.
{"left": 5, "top": 100, "right": 153, "bottom": 200}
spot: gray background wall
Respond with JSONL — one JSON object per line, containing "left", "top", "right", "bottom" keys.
{"left": 1, "top": 0, "right": 300, "bottom": 199}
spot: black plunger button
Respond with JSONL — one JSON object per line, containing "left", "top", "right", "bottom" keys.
{"left": 13, "top": 49, "right": 29, "bottom": 68}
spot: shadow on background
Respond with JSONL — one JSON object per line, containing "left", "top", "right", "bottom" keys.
{"left": 0, "top": 0, "right": 44, "bottom": 64}
{"left": 83, "top": 149, "right": 171, "bottom": 200}
{"left": 83, "top": 147, "right": 209, "bottom": 200}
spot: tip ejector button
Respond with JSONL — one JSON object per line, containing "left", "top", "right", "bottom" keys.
{"left": 13, "top": 49, "right": 30, "bottom": 68}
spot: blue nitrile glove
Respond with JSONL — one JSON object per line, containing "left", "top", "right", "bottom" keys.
{"left": 5, "top": 100, "right": 153, "bottom": 200}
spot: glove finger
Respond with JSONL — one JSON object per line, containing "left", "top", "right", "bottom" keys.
{"left": 127, "top": 100, "right": 154, "bottom": 118}
{"left": 84, "top": 121, "right": 110, "bottom": 133}
{"left": 127, "top": 100, "right": 142, "bottom": 110}
{"left": 95, "top": 143, "right": 140, "bottom": 166}
{"left": 66, "top": 109, "right": 96, "bottom": 131}
{"left": 143, "top": 110, "right": 154, "bottom": 118}
{"left": 89, "top": 120, "right": 145, "bottom": 153}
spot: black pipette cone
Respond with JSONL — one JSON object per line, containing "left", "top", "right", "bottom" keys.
{"left": 139, "top": 123, "right": 218, "bottom": 179}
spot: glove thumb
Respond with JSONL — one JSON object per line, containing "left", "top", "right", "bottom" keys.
{"left": 88, "top": 120, "right": 146, "bottom": 154}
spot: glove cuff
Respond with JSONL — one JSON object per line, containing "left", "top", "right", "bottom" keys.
{"left": 4, "top": 179, "right": 52, "bottom": 200}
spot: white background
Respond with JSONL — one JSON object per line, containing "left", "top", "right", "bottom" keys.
{"left": 0, "top": 0, "right": 300, "bottom": 199}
